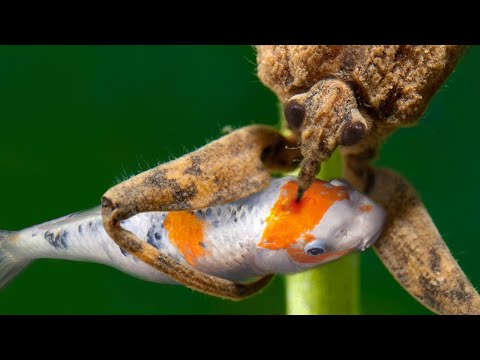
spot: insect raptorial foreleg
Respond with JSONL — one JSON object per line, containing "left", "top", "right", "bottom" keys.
{"left": 367, "top": 168, "right": 480, "bottom": 314}
{"left": 101, "top": 125, "right": 300, "bottom": 300}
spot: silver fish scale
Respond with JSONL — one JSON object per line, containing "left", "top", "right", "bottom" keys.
{"left": 1, "top": 176, "right": 386, "bottom": 286}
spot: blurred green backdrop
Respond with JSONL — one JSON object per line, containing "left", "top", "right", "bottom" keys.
{"left": 0, "top": 46, "right": 478, "bottom": 314}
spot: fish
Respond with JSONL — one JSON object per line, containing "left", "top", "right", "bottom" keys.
{"left": 0, "top": 176, "right": 386, "bottom": 291}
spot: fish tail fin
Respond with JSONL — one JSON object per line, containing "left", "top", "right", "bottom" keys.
{"left": 0, "top": 230, "right": 30, "bottom": 290}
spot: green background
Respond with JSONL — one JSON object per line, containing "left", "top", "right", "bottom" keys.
{"left": 0, "top": 46, "right": 478, "bottom": 314}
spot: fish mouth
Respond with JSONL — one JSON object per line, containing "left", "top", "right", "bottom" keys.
{"left": 359, "top": 226, "right": 383, "bottom": 251}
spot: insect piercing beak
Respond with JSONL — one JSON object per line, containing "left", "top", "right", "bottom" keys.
{"left": 297, "top": 157, "right": 321, "bottom": 201}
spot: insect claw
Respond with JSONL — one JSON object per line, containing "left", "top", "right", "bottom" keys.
{"left": 285, "top": 144, "right": 301, "bottom": 150}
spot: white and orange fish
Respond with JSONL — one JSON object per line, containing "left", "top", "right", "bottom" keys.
{"left": 0, "top": 176, "right": 385, "bottom": 290}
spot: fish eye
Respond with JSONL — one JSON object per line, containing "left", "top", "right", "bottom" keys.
{"left": 304, "top": 240, "right": 327, "bottom": 256}
{"left": 284, "top": 100, "right": 305, "bottom": 130}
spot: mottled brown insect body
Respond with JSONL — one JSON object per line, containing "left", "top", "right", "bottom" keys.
{"left": 257, "top": 46, "right": 465, "bottom": 123}
{"left": 257, "top": 46, "right": 467, "bottom": 191}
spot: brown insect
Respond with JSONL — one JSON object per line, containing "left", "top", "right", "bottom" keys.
{"left": 101, "top": 45, "right": 480, "bottom": 314}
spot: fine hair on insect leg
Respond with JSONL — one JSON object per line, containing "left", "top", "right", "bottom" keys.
{"left": 101, "top": 125, "right": 301, "bottom": 299}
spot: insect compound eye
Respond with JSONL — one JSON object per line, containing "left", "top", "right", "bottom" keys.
{"left": 340, "top": 122, "right": 366, "bottom": 146}
{"left": 284, "top": 100, "right": 306, "bottom": 131}
{"left": 304, "top": 240, "right": 327, "bottom": 256}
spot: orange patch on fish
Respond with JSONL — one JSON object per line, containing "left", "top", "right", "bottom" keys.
{"left": 359, "top": 204, "right": 373, "bottom": 213}
{"left": 164, "top": 211, "right": 206, "bottom": 266}
{"left": 259, "top": 180, "right": 349, "bottom": 263}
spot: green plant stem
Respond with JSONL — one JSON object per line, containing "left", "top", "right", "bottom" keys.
{"left": 284, "top": 144, "right": 360, "bottom": 315}
{"left": 286, "top": 252, "right": 360, "bottom": 314}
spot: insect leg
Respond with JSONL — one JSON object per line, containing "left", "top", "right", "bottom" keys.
{"left": 368, "top": 168, "right": 480, "bottom": 314}
{"left": 101, "top": 125, "right": 300, "bottom": 300}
